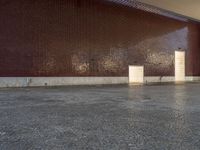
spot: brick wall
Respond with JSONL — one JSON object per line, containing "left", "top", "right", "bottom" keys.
{"left": 0, "top": 0, "right": 200, "bottom": 76}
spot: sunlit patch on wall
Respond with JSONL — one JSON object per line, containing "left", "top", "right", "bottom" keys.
{"left": 99, "top": 48, "right": 128, "bottom": 74}
{"left": 72, "top": 52, "right": 89, "bottom": 74}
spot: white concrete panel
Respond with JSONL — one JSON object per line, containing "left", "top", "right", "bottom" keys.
{"left": 185, "top": 76, "right": 200, "bottom": 82}
{"left": 144, "top": 76, "right": 174, "bottom": 83}
{"left": 0, "top": 77, "right": 128, "bottom": 88}
{"left": 129, "top": 66, "right": 144, "bottom": 84}
{"left": 175, "top": 51, "right": 185, "bottom": 82}
{"left": 0, "top": 76, "right": 199, "bottom": 88}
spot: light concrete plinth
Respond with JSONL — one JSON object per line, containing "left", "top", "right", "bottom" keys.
{"left": 0, "top": 77, "right": 128, "bottom": 88}
{"left": 129, "top": 66, "right": 144, "bottom": 84}
{"left": 0, "top": 76, "right": 199, "bottom": 88}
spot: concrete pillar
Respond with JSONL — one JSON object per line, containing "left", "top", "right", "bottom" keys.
{"left": 129, "top": 65, "right": 144, "bottom": 84}
{"left": 175, "top": 51, "right": 185, "bottom": 82}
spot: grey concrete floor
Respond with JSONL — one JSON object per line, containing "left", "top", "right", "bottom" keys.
{"left": 0, "top": 84, "right": 200, "bottom": 150}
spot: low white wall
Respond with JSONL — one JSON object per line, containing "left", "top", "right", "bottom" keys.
{"left": 145, "top": 76, "right": 200, "bottom": 83}
{"left": 0, "top": 76, "right": 199, "bottom": 88}
{"left": 0, "top": 77, "right": 128, "bottom": 88}
{"left": 144, "top": 76, "right": 175, "bottom": 83}
{"left": 185, "top": 76, "right": 200, "bottom": 81}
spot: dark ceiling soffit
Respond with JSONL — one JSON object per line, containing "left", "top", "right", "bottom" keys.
{"left": 105, "top": 0, "right": 200, "bottom": 23}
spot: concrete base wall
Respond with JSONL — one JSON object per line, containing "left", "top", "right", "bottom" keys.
{"left": 0, "top": 77, "right": 129, "bottom": 88}
{"left": 144, "top": 76, "right": 175, "bottom": 83}
{"left": 185, "top": 76, "right": 200, "bottom": 81}
{"left": 145, "top": 76, "right": 200, "bottom": 83}
{"left": 0, "top": 76, "right": 199, "bottom": 88}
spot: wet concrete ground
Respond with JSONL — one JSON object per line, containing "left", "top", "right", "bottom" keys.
{"left": 0, "top": 84, "right": 200, "bottom": 150}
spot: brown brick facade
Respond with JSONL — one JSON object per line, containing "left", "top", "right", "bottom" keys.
{"left": 0, "top": 0, "right": 200, "bottom": 77}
